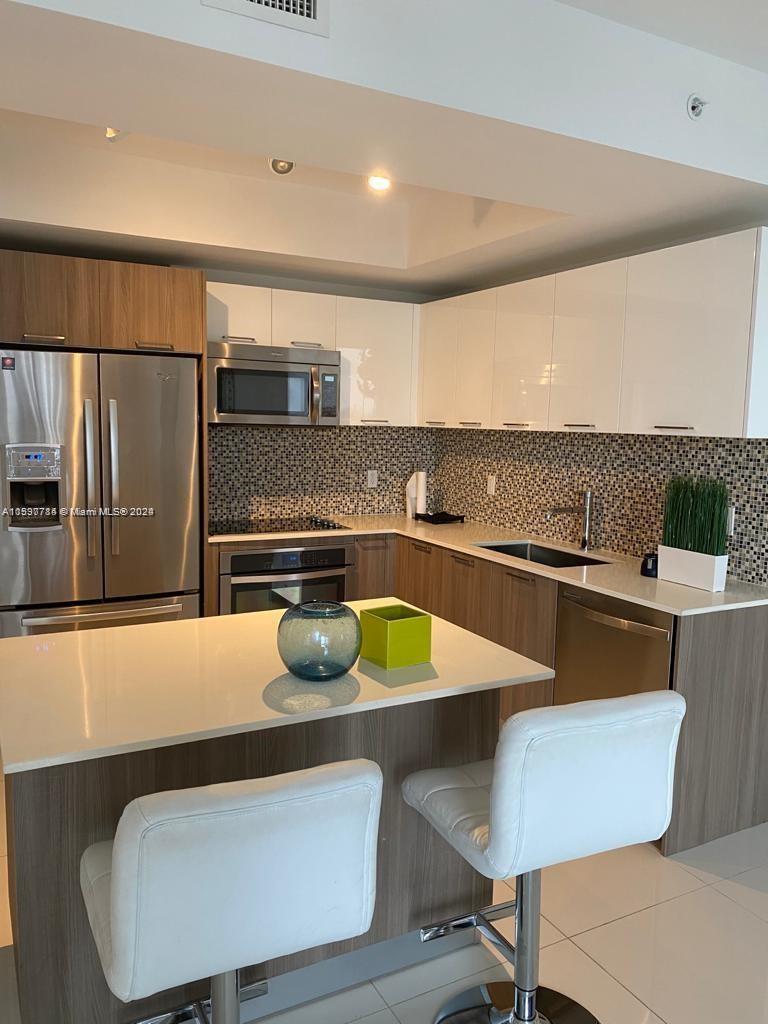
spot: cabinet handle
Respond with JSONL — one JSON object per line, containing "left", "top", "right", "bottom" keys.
{"left": 361, "top": 419, "right": 390, "bottom": 424}
{"left": 452, "top": 554, "right": 475, "bottom": 567}
{"left": 135, "top": 340, "right": 175, "bottom": 351}
{"left": 563, "top": 423, "right": 596, "bottom": 429}
{"left": 291, "top": 341, "right": 324, "bottom": 349}
{"left": 22, "top": 333, "right": 66, "bottom": 345}
{"left": 413, "top": 543, "right": 432, "bottom": 554}
{"left": 653, "top": 424, "right": 695, "bottom": 431}
{"left": 459, "top": 421, "right": 482, "bottom": 427}
{"left": 506, "top": 569, "right": 534, "bottom": 584}
{"left": 425, "top": 420, "right": 446, "bottom": 426}
{"left": 221, "top": 335, "right": 256, "bottom": 342}
{"left": 502, "top": 422, "right": 530, "bottom": 428}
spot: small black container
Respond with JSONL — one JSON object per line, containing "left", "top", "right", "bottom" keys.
{"left": 640, "top": 551, "right": 659, "bottom": 578}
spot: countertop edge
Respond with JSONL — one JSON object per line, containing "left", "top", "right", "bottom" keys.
{"left": 2, "top": 665, "right": 554, "bottom": 775}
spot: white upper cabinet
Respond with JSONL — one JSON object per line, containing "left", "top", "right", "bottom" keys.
{"left": 206, "top": 282, "right": 271, "bottom": 344}
{"left": 492, "top": 276, "right": 555, "bottom": 431}
{"left": 336, "top": 297, "right": 415, "bottom": 426}
{"left": 549, "top": 259, "right": 627, "bottom": 433}
{"left": 455, "top": 289, "right": 496, "bottom": 428}
{"left": 620, "top": 230, "right": 757, "bottom": 438}
{"left": 419, "top": 298, "right": 459, "bottom": 427}
{"left": 271, "top": 289, "right": 337, "bottom": 350}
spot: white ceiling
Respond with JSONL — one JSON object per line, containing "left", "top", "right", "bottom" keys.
{"left": 557, "top": 0, "right": 768, "bottom": 72}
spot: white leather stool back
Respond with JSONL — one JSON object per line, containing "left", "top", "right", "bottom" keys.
{"left": 81, "top": 759, "right": 382, "bottom": 1003}
{"left": 488, "top": 692, "right": 686, "bottom": 877}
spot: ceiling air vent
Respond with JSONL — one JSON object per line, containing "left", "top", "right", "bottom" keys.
{"left": 202, "top": 0, "right": 329, "bottom": 36}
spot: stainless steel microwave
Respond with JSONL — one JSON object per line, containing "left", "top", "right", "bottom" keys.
{"left": 207, "top": 341, "right": 341, "bottom": 426}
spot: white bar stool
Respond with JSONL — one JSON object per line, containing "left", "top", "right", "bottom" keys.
{"left": 402, "top": 692, "right": 686, "bottom": 1024}
{"left": 80, "top": 759, "right": 383, "bottom": 1024}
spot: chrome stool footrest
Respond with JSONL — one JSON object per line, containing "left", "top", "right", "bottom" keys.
{"left": 432, "top": 981, "right": 600, "bottom": 1024}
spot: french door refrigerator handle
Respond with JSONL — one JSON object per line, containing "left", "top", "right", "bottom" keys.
{"left": 83, "top": 398, "right": 97, "bottom": 558}
{"left": 108, "top": 398, "right": 120, "bottom": 555}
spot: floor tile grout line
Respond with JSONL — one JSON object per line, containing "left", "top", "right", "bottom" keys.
{"left": 711, "top": 878, "right": 768, "bottom": 928}
{"left": 372, "top": 949, "right": 501, "bottom": 1007}
{"left": 566, "top": 938, "right": 673, "bottom": 1024}
{"left": 560, "top": 880, "right": 712, "bottom": 940}
{"left": 386, "top": 961, "right": 514, "bottom": 1011}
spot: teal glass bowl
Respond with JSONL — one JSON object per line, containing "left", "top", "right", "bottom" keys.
{"left": 277, "top": 601, "right": 362, "bottom": 682}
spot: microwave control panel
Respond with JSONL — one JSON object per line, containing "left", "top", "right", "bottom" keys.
{"left": 320, "top": 373, "right": 339, "bottom": 418}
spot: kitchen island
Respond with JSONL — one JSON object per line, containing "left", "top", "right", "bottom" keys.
{"left": 0, "top": 598, "right": 553, "bottom": 1024}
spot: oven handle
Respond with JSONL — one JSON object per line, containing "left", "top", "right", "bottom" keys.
{"left": 228, "top": 568, "right": 348, "bottom": 585}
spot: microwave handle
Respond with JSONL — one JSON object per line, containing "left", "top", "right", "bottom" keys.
{"left": 311, "top": 365, "right": 321, "bottom": 425}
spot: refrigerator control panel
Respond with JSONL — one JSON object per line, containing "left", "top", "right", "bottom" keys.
{"left": 5, "top": 444, "right": 63, "bottom": 480}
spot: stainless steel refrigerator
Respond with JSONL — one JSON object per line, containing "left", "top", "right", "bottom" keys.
{"left": 0, "top": 348, "right": 199, "bottom": 636}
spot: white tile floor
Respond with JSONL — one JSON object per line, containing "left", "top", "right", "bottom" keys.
{"left": 4, "top": 826, "right": 768, "bottom": 1023}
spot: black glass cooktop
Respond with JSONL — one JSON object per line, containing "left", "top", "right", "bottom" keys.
{"left": 210, "top": 516, "right": 349, "bottom": 536}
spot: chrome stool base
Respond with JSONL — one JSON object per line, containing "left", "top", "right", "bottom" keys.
{"left": 432, "top": 981, "right": 600, "bottom": 1024}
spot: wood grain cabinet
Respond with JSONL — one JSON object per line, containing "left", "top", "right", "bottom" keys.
{"left": 437, "top": 548, "right": 493, "bottom": 634}
{"left": 351, "top": 535, "right": 395, "bottom": 600}
{"left": 487, "top": 561, "right": 557, "bottom": 719}
{"left": 99, "top": 261, "right": 205, "bottom": 353}
{"left": 0, "top": 249, "right": 100, "bottom": 347}
{"left": 395, "top": 537, "right": 444, "bottom": 612}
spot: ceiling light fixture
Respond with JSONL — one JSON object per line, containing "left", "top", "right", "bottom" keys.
{"left": 367, "top": 175, "right": 392, "bottom": 193}
{"left": 104, "top": 127, "right": 122, "bottom": 142}
{"left": 270, "top": 158, "right": 296, "bottom": 176}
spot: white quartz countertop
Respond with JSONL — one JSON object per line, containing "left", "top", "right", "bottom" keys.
{"left": 0, "top": 598, "right": 552, "bottom": 775}
{"left": 209, "top": 515, "right": 768, "bottom": 617}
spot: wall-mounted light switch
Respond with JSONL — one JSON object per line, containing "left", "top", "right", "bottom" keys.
{"left": 487, "top": 474, "right": 497, "bottom": 497}
{"left": 366, "top": 469, "right": 379, "bottom": 488}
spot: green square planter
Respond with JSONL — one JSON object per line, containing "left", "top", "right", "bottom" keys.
{"left": 360, "top": 604, "right": 432, "bottom": 670}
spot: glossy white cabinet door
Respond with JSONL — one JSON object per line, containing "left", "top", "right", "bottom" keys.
{"left": 492, "top": 276, "right": 555, "bottom": 431}
{"left": 549, "top": 259, "right": 627, "bottom": 433}
{"left": 336, "top": 297, "right": 415, "bottom": 426}
{"left": 620, "top": 230, "right": 757, "bottom": 437}
{"left": 419, "top": 298, "right": 458, "bottom": 426}
{"left": 206, "top": 283, "right": 271, "bottom": 344}
{"left": 271, "top": 289, "right": 337, "bottom": 350}
{"left": 454, "top": 289, "right": 496, "bottom": 428}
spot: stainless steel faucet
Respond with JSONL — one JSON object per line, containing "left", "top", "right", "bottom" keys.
{"left": 544, "top": 489, "right": 594, "bottom": 550}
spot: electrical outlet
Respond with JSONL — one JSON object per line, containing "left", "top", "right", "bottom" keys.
{"left": 487, "top": 474, "right": 497, "bottom": 497}
{"left": 366, "top": 469, "right": 378, "bottom": 488}
{"left": 727, "top": 505, "right": 736, "bottom": 536}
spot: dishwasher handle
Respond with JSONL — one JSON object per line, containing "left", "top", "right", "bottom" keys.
{"left": 562, "top": 595, "right": 671, "bottom": 642}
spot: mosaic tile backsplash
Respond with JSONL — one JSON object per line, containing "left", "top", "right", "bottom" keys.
{"left": 208, "top": 426, "right": 768, "bottom": 586}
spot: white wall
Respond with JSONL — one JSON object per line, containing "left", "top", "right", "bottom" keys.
{"left": 7, "top": 0, "right": 768, "bottom": 186}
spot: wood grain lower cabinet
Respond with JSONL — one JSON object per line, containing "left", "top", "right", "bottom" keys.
{"left": 350, "top": 535, "right": 395, "bottom": 599}
{"left": 395, "top": 537, "right": 444, "bottom": 612}
{"left": 437, "top": 548, "right": 493, "bottom": 634}
{"left": 100, "top": 261, "right": 205, "bottom": 353}
{"left": 0, "top": 249, "right": 100, "bottom": 347}
{"left": 487, "top": 562, "right": 557, "bottom": 719}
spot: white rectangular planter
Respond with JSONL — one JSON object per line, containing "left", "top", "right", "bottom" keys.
{"left": 657, "top": 545, "right": 728, "bottom": 592}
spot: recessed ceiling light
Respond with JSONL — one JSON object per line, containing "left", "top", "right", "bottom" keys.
{"left": 367, "top": 175, "right": 392, "bottom": 192}
{"left": 270, "top": 158, "right": 296, "bottom": 176}
{"left": 105, "top": 127, "right": 122, "bottom": 142}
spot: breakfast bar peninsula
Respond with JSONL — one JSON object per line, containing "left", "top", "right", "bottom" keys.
{"left": 0, "top": 598, "right": 554, "bottom": 1023}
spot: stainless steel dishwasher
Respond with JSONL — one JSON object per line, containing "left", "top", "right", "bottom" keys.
{"left": 554, "top": 586, "right": 675, "bottom": 704}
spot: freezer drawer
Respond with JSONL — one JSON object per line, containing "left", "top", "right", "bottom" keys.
{"left": 554, "top": 586, "right": 674, "bottom": 705}
{"left": 100, "top": 354, "right": 200, "bottom": 599}
{"left": 0, "top": 594, "right": 199, "bottom": 637}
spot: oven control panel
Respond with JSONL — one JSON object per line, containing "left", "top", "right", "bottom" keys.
{"left": 227, "top": 546, "right": 352, "bottom": 575}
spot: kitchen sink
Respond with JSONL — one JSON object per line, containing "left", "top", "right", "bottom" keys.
{"left": 475, "top": 541, "right": 608, "bottom": 568}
